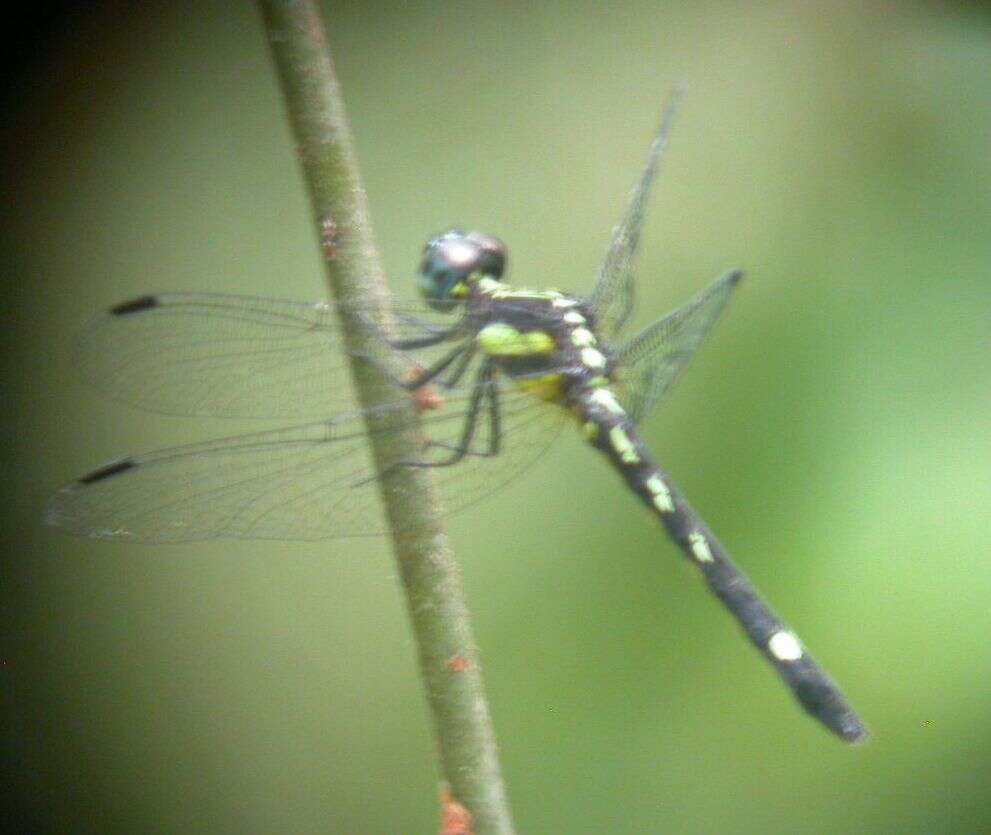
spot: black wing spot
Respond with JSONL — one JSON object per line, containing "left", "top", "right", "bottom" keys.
{"left": 110, "top": 295, "right": 159, "bottom": 315}
{"left": 78, "top": 458, "right": 138, "bottom": 484}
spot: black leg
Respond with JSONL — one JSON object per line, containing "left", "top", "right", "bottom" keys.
{"left": 401, "top": 343, "right": 473, "bottom": 390}
{"left": 390, "top": 323, "right": 462, "bottom": 350}
{"left": 486, "top": 369, "right": 501, "bottom": 456}
{"left": 439, "top": 343, "right": 478, "bottom": 389}
{"left": 397, "top": 362, "right": 501, "bottom": 471}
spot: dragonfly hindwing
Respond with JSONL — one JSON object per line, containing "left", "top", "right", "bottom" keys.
{"left": 618, "top": 269, "right": 743, "bottom": 425}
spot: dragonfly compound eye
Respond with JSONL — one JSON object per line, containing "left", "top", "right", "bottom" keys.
{"left": 463, "top": 231, "right": 507, "bottom": 279}
{"left": 418, "top": 229, "right": 507, "bottom": 310}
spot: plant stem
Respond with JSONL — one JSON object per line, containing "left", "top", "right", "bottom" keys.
{"left": 257, "top": 3, "right": 515, "bottom": 832}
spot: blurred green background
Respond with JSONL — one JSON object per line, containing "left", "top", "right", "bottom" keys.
{"left": 4, "top": 1, "right": 991, "bottom": 832}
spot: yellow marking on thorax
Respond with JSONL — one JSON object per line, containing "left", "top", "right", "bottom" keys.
{"left": 478, "top": 276, "right": 564, "bottom": 301}
{"left": 515, "top": 374, "right": 565, "bottom": 402}
{"left": 476, "top": 276, "right": 507, "bottom": 295}
{"left": 476, "top": 322, "right": 555, "bottom": 356}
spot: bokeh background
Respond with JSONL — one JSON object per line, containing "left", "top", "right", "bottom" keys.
{"left": 4, "top": 1, "right": 991, "bottom": 832}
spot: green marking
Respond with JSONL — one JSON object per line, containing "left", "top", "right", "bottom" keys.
{"left": 477, "top": 322, "right": 555, "bottom": 356}
{"left": 570, "top": 327, "right": 597, "bottom": 348}
{"left": 581, "top": 347, "right": 607, "bottom": 370}
{"left": 517, "top": 373, "right": 563, "bottom": 402}
{"left": 489, "top": 286, "right": 563, "bottom": 301}
{"left": 582, "top": 421, "right": 599, "bottom": 440}
{"left": 477, "top": 276, "right": 506, "bottom": 295}
{"left": 588, "top": 375, "right": 610, "bottom": 389}
{"left": 589, "top": 388, "right": 625, "bottom": 416}
{"left": 609, "top": 426, "right": 640, "bottom": 465}
{"left": 644, "top": 473, "right": 674, "bottom": 512}
{"left": 688, "top": 531, "right": 714, "bottom": 563}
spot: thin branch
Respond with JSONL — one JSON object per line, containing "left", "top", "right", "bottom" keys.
{"left": 257, "top": 2, "right": 515, "bottom": 832}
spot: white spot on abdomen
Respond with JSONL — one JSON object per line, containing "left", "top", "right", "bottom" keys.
{"left": 767, "top": 630, "right": 803, "bottom": 662}
{"left": 644, "top": 474, "right": 673, "bottom": 512}
{"left": 581, "top": 348, "right": 606, "bottom": 370}
{"left": 589, "top": 388, "right": 625, "bottom": 416}
{"left": 570, "top": 327, "right": 596, "bottom": 347}
{"left": 688, "top": 531, "right": 714, "bottom": 563}
{"left": 608, "top": 426, "right": 640, "bottom": 465}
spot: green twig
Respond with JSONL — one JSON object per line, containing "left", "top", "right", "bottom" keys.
{"left": 257, "top": 2, "right": 515, "bottom": 832}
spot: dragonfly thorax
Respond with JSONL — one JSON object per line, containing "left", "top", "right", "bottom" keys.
{"left": 418, "top": 229, "right": 507, "bottom": 311}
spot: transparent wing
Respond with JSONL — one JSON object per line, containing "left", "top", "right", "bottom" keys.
{"left": 587, "top": 86, "right": 684, "bottom": 338}
{"left": 75, "top": 292, "right": 465, "bottom": 420}
{"left": 617, "top": 269, "right": 743, "bottom": 425}
{"left": 45, "top": 380, "right": 567, "bottom": 542}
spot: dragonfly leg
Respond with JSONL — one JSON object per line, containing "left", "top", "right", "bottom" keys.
{"left": 389, "top": 324, "right": 463, "bottom": 351}
{"left": 348, "top": 312, "right": 466, "bottom": 387}
{"left": 351, "top": 309, "right": 459, "bottom": 350}
{"left": 438, "top": 343, "right": 478, "bottom": 389}
{"left": 485, "top": 368, "right": 501, "bottom": 455}
{"left": 351, "top": 361, "right": 500, "bottom": 490}
{"left": 354, "top": 340, "right": 473, "bottom": 394}
{"left": 382, "top": 362, "right": 500, "bottom": 478}
{"left": 421, "top": 364, "right": 501, "bottom": 462}
{"left": 402, "top": 343, "right": 474, "bottom": 390}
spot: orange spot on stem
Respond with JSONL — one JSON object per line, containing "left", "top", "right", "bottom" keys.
{"left": 439, "top": 787, "right": 474, "bottom": 835}
{"left": 405, "top": 367, "right": 444, "bottom": 413}
{"left": 445, "top": 655, "right": 470, "bottom": 672}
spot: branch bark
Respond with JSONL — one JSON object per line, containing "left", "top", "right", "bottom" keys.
{"left": 257, "top": 3, "right": 515, "bottom": 832}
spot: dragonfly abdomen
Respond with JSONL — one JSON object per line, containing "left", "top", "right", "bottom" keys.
{"left": 573, "top": 385, "right": 868, "bottom": 742}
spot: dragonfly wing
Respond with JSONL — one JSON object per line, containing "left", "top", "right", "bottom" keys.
{"left": 587, "top": 87, "right": 684, "bottom": 338}
{"left": 423, "top": 387, "right": 566, "bottom": 523}
{"left": 46, "top": 420, "right": 381, "bottom": 541}
{"left": 75, "top": 292, "right": 462, "bottom": 419}
{"left": 46, "top": 382, "right": 566, "bottom": 542}
{"left": 617, "top": 269, "right": 743, "bottom": 425}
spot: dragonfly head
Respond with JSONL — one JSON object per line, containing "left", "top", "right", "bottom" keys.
{"left": 418, "top": 229, "right": 507, "bottom": 311}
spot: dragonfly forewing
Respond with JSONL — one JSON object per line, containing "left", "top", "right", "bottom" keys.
{"left": 75, "top": 292, "right": 469, "bottom": 420}
{"left": 46, "top": 377, "right": 565, "bottom": 541}
{"left": 587, "top": 86, "right": 685, "bottom": 338}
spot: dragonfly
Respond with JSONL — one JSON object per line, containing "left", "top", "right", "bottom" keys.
{"left": 46, "top": 92, "right": 866, "bottom": 743}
